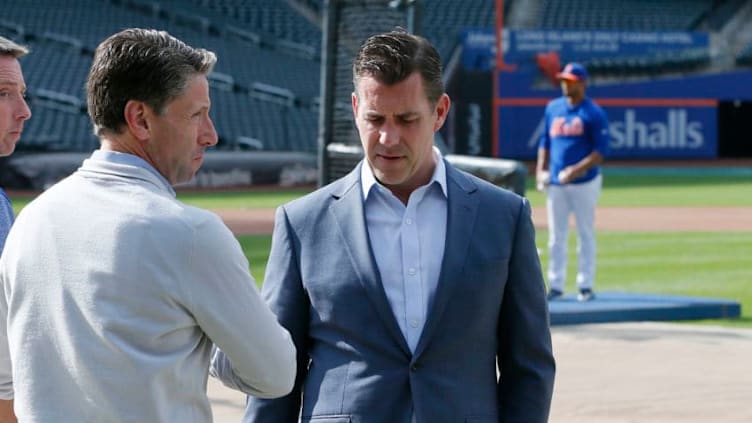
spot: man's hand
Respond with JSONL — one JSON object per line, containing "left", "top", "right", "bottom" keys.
{"left": 559, "top": 151, "right": 603, "bottom": 185}
{"left": 557, "top": 166, "right": 579, "bottom": 184}
{"left": 536, "top": 170, "right": 550, "bottom": 191}
{"left": 0, "top": 399, "right": 16, "bottom": 423}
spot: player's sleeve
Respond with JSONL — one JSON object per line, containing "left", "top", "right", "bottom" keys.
{"left": 538, "top": 103, "right": 553, "bottom": 151}
{"left": 591, "top": 104, "right": 610, "bottom": 157}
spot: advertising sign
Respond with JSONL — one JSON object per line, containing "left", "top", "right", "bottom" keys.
{"left": 497, "top": 104, "right": 717, "bottom": 159}
{"left": 505, "top": 30, "right": 708, "bottom": 63}
{"left": 462, "top": 28, "right": 709, "bottom": 72}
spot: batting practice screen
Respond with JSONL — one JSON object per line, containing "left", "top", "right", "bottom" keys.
{"left": 318, "top": 0, "right": 417, "bottom": 185}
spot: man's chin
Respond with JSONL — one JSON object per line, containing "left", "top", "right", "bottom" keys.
{"left": 0, "top": 143, "right": 15, "bottom": 157}
{"left": 374, "top": 172, "right": 406, "bottom": 188}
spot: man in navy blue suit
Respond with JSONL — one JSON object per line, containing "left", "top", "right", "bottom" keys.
{"left": 213, "top": 29, "right": 555, "bottom": 423}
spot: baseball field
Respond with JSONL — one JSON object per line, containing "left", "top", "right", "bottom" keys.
{"left": 180, "top": 172, "right": 752, "bottom": 328}
{"left": 8, "top": 171, "right": 752, "bottom": 422}
{"left": 8, "top": 172, "right": 752, "bottom": 327}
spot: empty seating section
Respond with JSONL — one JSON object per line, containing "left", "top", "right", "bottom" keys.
{"left": 2, "top": 37, "right": 96, "bottom": 152}
{"left": 21, "top": 43, "right": 90, "bottom": 99}
{"left": 161, "top": 0, "right": 322, "bottom": 50}
{"left": 2, "top": 0, "right": 321, "bottom": 152}
{"left": 209, "top": 89, "right": 315, "bottom": 153}
{"left": 210, "top": 89, "right": 279, "bottom": 150}
{"left": 584, "top": 47, "right": 711, "bottom": 77}
{"left": 737, "top": 41, "right": 752, "bottom": 66}
{"left": 705, "top": 0, "right": 747, "bottom": 31}
{"left": 193, "top": 0, "right": 496, "bottom": 63}
{"left": 537, "top": 0, "right": 715, "bottom": 78}
{"left": 423, "top": 0, "right": 495, "bottom": 60}
{"left": 538, "top": 0, "right": 710, "bottom": 30}
{"left": 19, "top": 107, "right": 97, "bottom": 152}
{"left": 4, "top": 0, "right": 142, "bottom": 47}
{"left": 7, "top": 1, "right": 321, "bottom": 98}
{"left": 164, "top": 25, "right": 320, "bottom": 99}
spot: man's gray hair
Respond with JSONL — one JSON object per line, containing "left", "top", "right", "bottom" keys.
{"left": 0, "top": 36, "right": 29, "bottom": 59}
{"left": 86, "top": 28, "right": 217, "bottom": 136}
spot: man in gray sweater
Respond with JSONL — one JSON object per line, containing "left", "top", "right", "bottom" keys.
{"left": 0, "top": 28, "right": 295, "bottom": 422}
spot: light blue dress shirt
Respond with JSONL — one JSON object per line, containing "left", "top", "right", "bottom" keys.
{"left": 361, "top": 149, "right": 448, "bottom": 353}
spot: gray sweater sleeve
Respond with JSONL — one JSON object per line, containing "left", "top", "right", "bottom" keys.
{"left": 187, "top": 211, "right": 296, "bottom": 398}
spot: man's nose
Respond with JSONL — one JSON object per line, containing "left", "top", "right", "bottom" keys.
{"left": 378, "top": 121, "right": 399, "bottom": 146}
{"left": 201, "top": 115, "right": 218, "bottom": 146}
{"left": 17, "top": 96, "right": 31, "bottom": 121}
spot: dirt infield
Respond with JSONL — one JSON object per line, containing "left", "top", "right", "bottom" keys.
{"left": 209, "top": 322, "right": 752, "bottom": 423}
{"left": 532, "top": 206, "right": 752, "bottom": 232}
{"left": 214, "top": 206, "right": 752, "bottom": 235}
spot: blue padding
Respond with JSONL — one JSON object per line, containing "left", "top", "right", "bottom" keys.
{"left": 548, "top": 292, "right": 741, "bottom": 326}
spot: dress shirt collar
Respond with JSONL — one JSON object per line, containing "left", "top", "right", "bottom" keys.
{"left": 361, "top": 146, "right": 447, "bottom": 201}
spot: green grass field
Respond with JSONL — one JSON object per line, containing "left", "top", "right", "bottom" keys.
{"left": 177, "top": 189, "right": 311, "bottom": 209}
{"left": 8, "top": 188, "right": 311, "bottom": 215}
{"left": 9, "top": 173, "right": 752, "bottom": 327}
{"left": 529, "top": 173, "right": 752, "bottom": 327}
{"left": 523, "top": 174, "right": 752, "bottom": 207}
{"left": 236, "top": 230, "right": 752, "bottom": 328}
{"left": 10, "top": 174, "right": 750, "bottom": 213}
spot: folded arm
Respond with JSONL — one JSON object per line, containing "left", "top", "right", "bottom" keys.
{"left": 192, "top": 215, "right": 297, "bottom": 398}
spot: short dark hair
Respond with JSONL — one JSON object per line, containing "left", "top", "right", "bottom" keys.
{"left": 0, "top": 36, "right": 28, "bottom": 59}
{"left": 86, "top": 28, "right": 216, "bottom": 136}
{"left": 353, "top": 29, "right": 444, "bottom": 105}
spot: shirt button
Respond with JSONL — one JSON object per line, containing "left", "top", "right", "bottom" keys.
{"left": 405, "top": 218, "right": 412, "bottom": 225}
{"left": 408, "top": 268, "right": 416, "bottom": 276}
{"left": 410, "top": 319, "right": 419, "bottom": 328}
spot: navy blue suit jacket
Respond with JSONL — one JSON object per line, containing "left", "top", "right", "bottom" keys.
{"left": 243, "top": 161, "right": 555, "bottom": 422}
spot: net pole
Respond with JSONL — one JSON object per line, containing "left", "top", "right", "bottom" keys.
{"left": 317, "top": 0, "right": 339, "bottom": 187}
{"left": 407, "top": 0, "right": 422, "bottom": 34}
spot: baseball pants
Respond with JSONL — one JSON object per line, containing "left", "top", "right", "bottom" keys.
{"left": 545, "top": 174, "right": 602, "bottom": 292}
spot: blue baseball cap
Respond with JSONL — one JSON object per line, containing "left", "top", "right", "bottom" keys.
{"left": 556, "top": 62, "right": 588, "bottom": 82}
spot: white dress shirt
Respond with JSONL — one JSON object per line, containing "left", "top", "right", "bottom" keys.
{"left": 361, "top": 148, "right": 447, "bottom": 353}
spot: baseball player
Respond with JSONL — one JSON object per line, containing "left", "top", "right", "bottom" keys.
{"left": 536, "top": 62, "right": 609, "bottom": 302}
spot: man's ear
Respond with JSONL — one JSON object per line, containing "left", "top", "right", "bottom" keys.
{"left": 123, "top": 100, "right": 150, "bottom": 141}
{"left": 433, "top": 93, "right": 451, "bottom": 132}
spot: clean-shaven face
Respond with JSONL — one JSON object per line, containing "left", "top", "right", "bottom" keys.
{"left": 352, "top": 72, "right": 449, "bottom": 200}
{"left": 0, "top": 55, "right": 31, "bottom": 156}
{"left": 145, "top": 74, "right": 218, "bottom": 185}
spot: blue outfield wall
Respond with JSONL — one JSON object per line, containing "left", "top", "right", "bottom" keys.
{"left": 496, "top": 68, "right": 752, "bottom": 99}
{"left": 497, "top": 102, "right": 718, "bottom": 159}
{"left": 461, "top": 28, "right": 752, "bottom": 160}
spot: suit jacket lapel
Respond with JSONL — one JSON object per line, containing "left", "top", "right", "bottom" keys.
{"left": 414, "top": 163, "right": 479, "bottom": 358}
{"left": 329, "top": 164, "right": 411, "bottom": 356}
